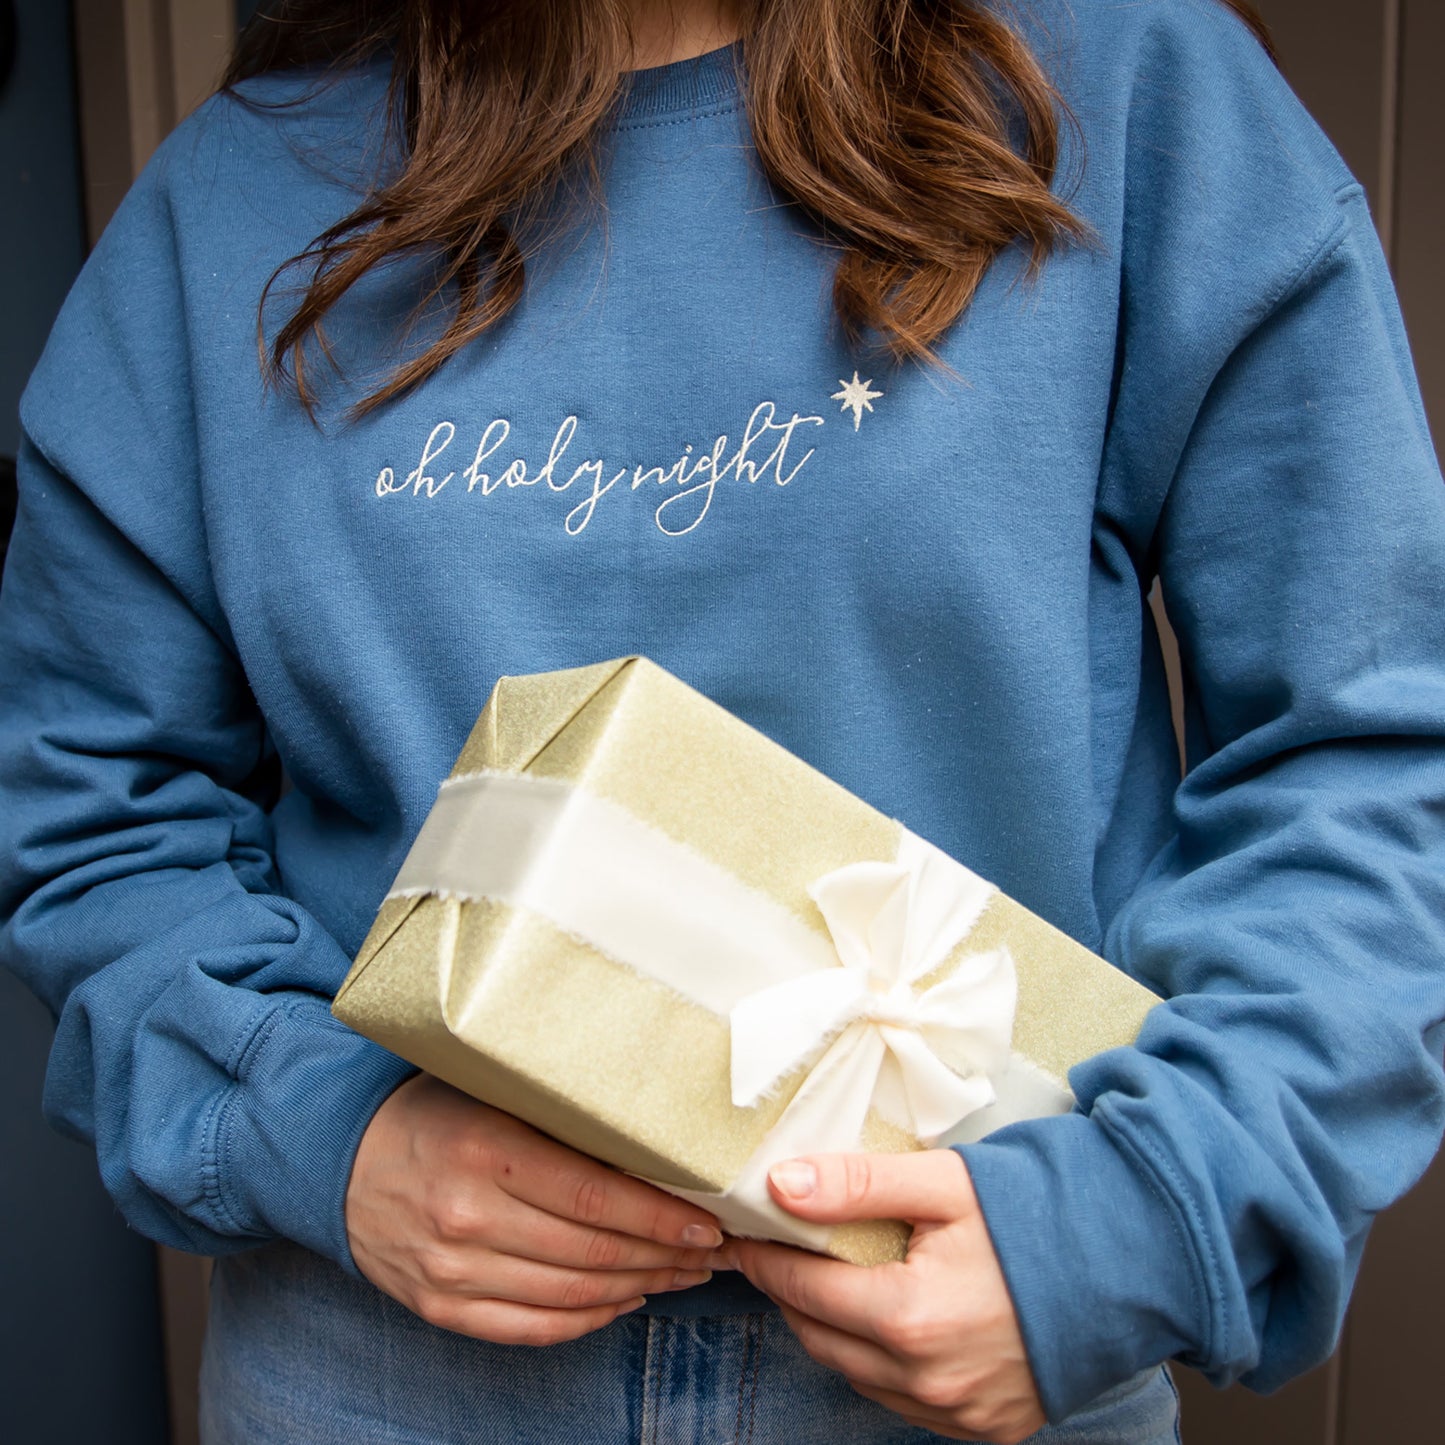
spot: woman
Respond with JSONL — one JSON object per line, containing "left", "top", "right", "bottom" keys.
{"left": 3, "top": 1, "right": 1443, "bottom": 1441}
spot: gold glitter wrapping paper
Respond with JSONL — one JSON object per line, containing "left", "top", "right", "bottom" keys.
{"left": 333, "top": 656, "right": 1160, "bottom": 1264}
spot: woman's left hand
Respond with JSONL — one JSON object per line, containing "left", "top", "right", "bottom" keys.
{"left": 715, "top": 1150, "right": 1046, "bottom": 1444}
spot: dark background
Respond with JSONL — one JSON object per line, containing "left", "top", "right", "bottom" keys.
{"left": 1, "top": 2, "right": 1440, "bottom": 1441}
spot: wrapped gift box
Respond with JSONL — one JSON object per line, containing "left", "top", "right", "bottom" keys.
{"left": 333, "top": 657, "right": 1159, "bottom": 1263}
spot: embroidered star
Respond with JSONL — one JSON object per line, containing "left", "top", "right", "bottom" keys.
{"left": 832, "top": 372, "right": 884, "bottom": 431}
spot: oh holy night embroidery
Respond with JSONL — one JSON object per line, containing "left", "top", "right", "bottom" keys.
{"left": 370, "top": 373, "right": 884, "bottom": 537}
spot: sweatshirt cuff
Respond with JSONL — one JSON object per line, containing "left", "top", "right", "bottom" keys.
{"left": 954, "top": 1109, "right": 1210, "bottom": 1423}
{"left": 211, "top": 996, "right": 417, "bottom": 1274}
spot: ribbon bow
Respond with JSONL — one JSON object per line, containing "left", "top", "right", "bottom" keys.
{"left": 729, "top": 831, "right": 1017, "bottom": 1143}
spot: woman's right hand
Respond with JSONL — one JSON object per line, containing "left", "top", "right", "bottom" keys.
{"left": 344, "top": 1073, "right": 723, "bottom": 1345}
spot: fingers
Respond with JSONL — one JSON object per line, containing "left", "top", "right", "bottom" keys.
{"left": 774, "top": 1302, "right": 914, "bottom": 1394}
{"left": 777, "top": 1303, "right": 1046, "bottom": 1445}
{"left": 848, "top": 1377, "right": 1047, "bottom": 1445}
{"left": 486, "top": 1199, "right": 717, "bottom": 1274}
{"left": 766, "top": 1148, "right": 973, "bottom": 1225}
{"left": 418, "top": 1248, "right": 710, "bottom": 1309}
{"left": 730, "top": 1238, "right": 905, "bottom": 1344}
{"left": 845, "top": 1382, "right": 978, "bottom": 1442}
{"left": 496, "top": 1133, "right": 723, "bottom": 1249}
{"left": 349, "top": 1085, "right": 723, "bottom": 1351}
{"left": 422, "top": 1293, "right": 649, "bottom": 1347}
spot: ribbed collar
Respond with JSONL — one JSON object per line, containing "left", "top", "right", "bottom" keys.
{"left": 609, "top": 38, "right": 746, "bottom": 127}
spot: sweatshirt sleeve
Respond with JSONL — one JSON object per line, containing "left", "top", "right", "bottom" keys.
{"left": 0, "top": 110, "right": 415, "bottom": 1267}
{"left": 958, "top": 3, "right": 1445, "bottom": 1422}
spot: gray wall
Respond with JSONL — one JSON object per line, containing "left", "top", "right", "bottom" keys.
{"left": 0, "top": 0, "right": 85, "bottom": 455}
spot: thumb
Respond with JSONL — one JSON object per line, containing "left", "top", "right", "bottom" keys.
{"left": 766, "top": 1148, "right": 975, "bottom": 1225}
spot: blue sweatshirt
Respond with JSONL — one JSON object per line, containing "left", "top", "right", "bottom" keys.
{"left": 3, "top": 0, "right": 1444, "bottom": 1422}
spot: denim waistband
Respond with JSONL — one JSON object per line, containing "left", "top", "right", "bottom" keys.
{"left": 198, "top": 1241, "right": 1180, "bottom": 1444}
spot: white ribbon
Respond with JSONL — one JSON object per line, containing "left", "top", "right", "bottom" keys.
{"left": 730, "top": 832, "right": 1016, "bottom": 1142}
{"left": 387, "top": 770, "right": 1034, "bottom": 1248}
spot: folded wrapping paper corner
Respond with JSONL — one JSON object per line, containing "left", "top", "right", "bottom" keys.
{"left": 335, "top": 657, "right": 1162, "bottom": 1262}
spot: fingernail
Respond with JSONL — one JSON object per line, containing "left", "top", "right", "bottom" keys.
{"left": 618, "top": 1297, "right": 647, "bottom": 1314}
{"left": 681, "top": 1223, "right": 724, "bottom": 1248}
{"left": 671, "top": 1269, "right": 713, "bottom": 1289}
{"left": 769, "top": 1161, "right": 818, "bottom": 1199}
{"left": 704, "top": 1247, "right": 737, "bottom": 1272}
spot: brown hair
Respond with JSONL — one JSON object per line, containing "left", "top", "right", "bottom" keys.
{"left": 222, "top": 1, "right": 1276, "bottom": 424}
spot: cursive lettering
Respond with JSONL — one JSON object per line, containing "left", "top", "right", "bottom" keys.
{"left": 370, "top": 398, "right": 829, "bottom": 537}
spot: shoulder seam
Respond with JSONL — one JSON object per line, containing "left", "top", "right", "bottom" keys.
{"left": 1241, "top": 182, "right": 1362, "bottom": 340}
{"left": 1269, "top": 182, "right": 1366, "bottom": 310}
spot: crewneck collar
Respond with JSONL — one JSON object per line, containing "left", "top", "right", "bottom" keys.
{"left": 610, "top": 38, "right": 745, "bottom": 126}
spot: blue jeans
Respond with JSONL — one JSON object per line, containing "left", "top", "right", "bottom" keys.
{"left": 199, "top": 1242, "right": 1181, "bottom": 1443}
